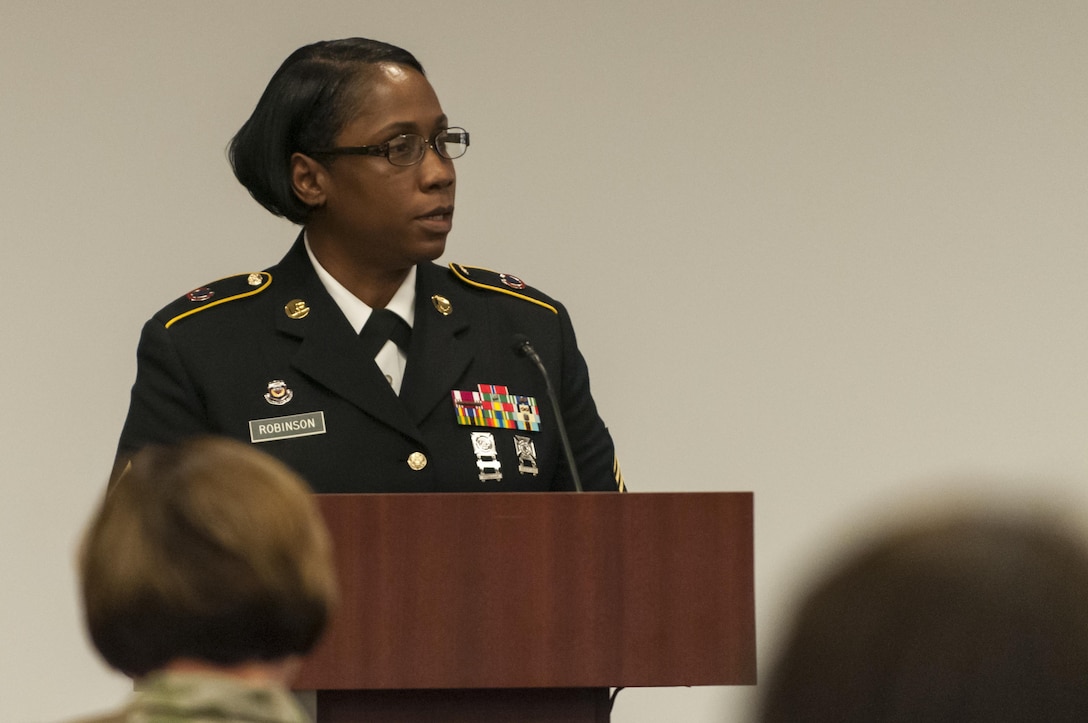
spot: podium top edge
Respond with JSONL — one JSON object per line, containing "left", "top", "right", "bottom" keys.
{"left": 312, "top": 491, "right": 754, "bottom": 499}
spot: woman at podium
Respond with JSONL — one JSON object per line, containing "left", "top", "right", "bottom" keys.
{"left": 111, "top": 38, "right": 623, "bottom": 494}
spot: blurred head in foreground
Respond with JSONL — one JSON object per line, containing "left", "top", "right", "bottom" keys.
{"left": 758, "top": 510, "right": 1088, "bottom": 722}
{"left": 81, "top": 437, "right": 337, "bottom": 679}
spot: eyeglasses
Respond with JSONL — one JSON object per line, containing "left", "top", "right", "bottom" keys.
{"left": 305, "top": 127, "right": 470, "bottom": 167}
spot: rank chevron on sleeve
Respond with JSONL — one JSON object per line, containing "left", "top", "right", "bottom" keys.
{"left": 451, "top": 384, "right": 542, "bottom": 432}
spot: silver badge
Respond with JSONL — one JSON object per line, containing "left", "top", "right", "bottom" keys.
{"left": 514, "top": 435, "right": 539, "bottom": 476}
{"left": 471, "top": 431, "right": 502, "bottom": 482}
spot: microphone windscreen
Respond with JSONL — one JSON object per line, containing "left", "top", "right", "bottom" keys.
{"left": 511, "top": 334, "right": 532, "bottom": 356}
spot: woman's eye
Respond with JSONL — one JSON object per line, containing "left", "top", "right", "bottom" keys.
{"left": 387, "top": 137, "right": 415, "bottom": 155}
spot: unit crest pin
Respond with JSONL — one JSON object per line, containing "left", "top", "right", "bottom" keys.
{"left": 499, "top": 273, "right": 526, "bottom": 290}
{"left": 187, "top": 287, "right": 214, "bottom": 302}
{"left": 264, "top": 380, "right": 293, "bottom": 406}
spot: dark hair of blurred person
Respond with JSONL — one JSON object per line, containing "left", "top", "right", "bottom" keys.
{"left": 758, "top": 511, "right": 1088, "bottom": 723}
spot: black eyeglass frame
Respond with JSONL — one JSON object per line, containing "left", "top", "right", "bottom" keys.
{"left": 304, "top": 127, "right": 470, "bottom": 167}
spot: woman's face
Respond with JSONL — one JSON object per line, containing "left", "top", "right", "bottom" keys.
{"left": 305, "top": 63, "right": 456, "bottom": 273}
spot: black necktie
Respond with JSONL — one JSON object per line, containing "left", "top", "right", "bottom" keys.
{"left": 358, "top": 309, "right": 411, "bottom": 359}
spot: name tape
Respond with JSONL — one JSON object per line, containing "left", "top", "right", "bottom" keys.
{"left": 249, "top": 411, "right": 326, "bottom": 443}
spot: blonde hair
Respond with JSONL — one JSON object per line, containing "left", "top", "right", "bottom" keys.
{"left": 81, "top": 437, "right": 337, "bottom": 676}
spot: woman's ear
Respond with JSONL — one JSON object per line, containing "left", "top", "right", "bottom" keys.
{"left": 290, "top": 153, "right": 328, "bottom": 208}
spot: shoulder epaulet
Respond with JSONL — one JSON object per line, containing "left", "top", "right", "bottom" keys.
{"left": 159, "top": 272, "right": 273, "bottom": 329}
{"left": 448, "top": 263, "right": 557, "bottom": 314}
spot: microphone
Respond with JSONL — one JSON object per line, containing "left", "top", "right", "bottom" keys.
{"left": 512, "top": 334, "right": 583, "bottom": 492}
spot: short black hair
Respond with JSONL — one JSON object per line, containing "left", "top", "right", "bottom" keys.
{"left": 229, "top": 38, "right": 425, "bottom": 225}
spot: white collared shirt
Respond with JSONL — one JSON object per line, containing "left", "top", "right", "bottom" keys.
{"left": 304, "top": 236, "right": 416, "bottom": 395}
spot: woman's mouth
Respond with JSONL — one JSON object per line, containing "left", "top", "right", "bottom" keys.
{"left": 416, "top": 207, "right": 454, "bottom": 233}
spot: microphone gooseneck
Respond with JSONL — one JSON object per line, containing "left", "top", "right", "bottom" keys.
{"left": 512, "top": 335, "right": 583, "bottom": 493}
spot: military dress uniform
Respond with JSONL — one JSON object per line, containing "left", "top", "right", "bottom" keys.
{"left": 114, "top": 236, "right": 624, "bottom": 494}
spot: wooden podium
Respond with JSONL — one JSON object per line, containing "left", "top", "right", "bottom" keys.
{"left": 295, "top": 492, "right": 755, "bottom": 722}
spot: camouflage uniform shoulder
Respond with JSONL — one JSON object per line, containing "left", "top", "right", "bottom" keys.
{"left": 153, "top": 271, "right": 273, "bottom": 329}
{"left": 447, "top": 263, "right": 559, "bottom": 315}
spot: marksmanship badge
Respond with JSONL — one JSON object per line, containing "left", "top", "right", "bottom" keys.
{"left": 513, "top": 435, "right": 539, "bottom": 476}
{"left": 471, "top": 431, "right": 503, "bottom": 482}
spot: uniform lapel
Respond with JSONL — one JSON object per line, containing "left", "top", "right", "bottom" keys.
{"left": 401, "top": 263, "right": 474, "bottom": 425}
{"left": 270, "top": 237, "right": 421, "bottom": 442}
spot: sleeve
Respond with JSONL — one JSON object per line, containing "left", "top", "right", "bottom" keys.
{"left": 111, "top": 319, "right": 209, "bottom": 484}
{"left": 553, "top": 301, "right": 625, "bottom": 492}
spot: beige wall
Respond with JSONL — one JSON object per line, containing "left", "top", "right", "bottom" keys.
{"left": 4, "top": 2, "right": 1088, "bottom": 720}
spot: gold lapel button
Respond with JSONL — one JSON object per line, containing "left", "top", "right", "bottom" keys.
{"left": 407, "top": 452, "right": 428, "bottom": 471}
